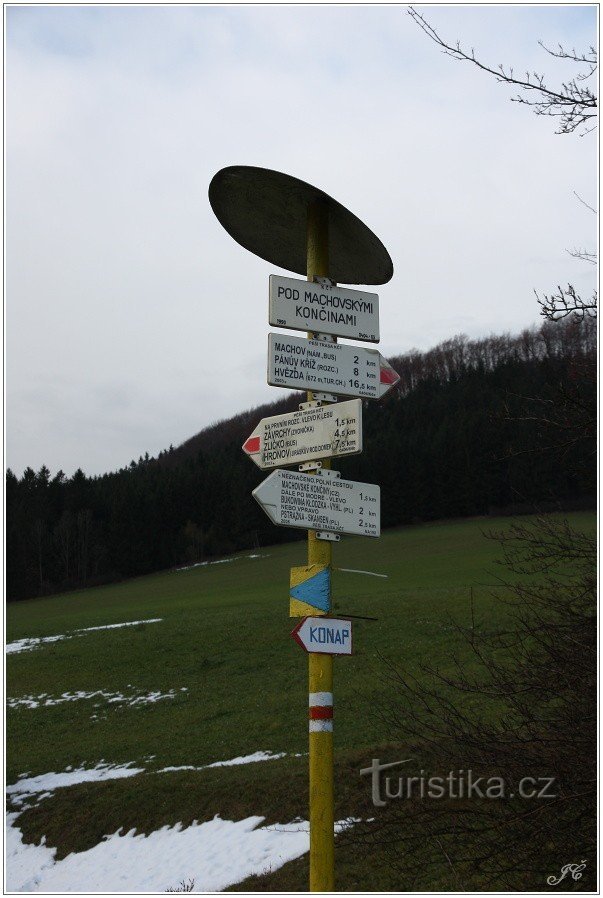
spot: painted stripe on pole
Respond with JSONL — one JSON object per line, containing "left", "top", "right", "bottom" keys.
{"left": 309, "top": 706, "right": 333, "bottom": 720}
{"left": 309, "top": 720, "right": 333, "bottom": 733}
{"left": 309, "top": 692, "right": 333, "bottom": 707}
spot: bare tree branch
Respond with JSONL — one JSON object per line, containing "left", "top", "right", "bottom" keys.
{"left": 538, "top": 41, "right": 597, "bottom": 79}
{"left": 408, "top": 7, "right": 598, "bottom": 134}
{"left": 364, "top": 515, "right": 596, "bottom": 890}
{"left": 566, "top": 247, "right": 597, "bottom": 264}
{"left": 535, "top": 284, "right": 598, "bottom": 321}
{"left": 572, "top": 189, "right": 597, "bottom": 214}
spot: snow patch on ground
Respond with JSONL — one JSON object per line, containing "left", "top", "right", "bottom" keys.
{"left": 6, "top": 814, "right": 358, "bottom": 892}
{"left": 175, "top": 554, "right": 269, "bottom": 573}
{"left": 7, "top": 763, "right": 145, "bottom": 809}
{"left": 8, "top": 687, "right": 188, "bottom": 712}
{"left": 7, "top": 751, "right": 288, "bottom": 809}
{"left": 6, "top": 634, "right": 68, "bottom": 655}
{"left": 6, "top": 752, "right": 330, "bottom": 891}
{"left": 6, "top": 813, "right": 57, "bottom": 891}
{"left": 157, "top": 750, "right": 286, "bottom": 774}
{"left": 6, "top": 619, "right": 163, "bottom": 655}
{"left": 76, "top": 619, "right": 162, "bottom": 633}
{"left": 206, "top": 750, "right": 286, "bottom": 768}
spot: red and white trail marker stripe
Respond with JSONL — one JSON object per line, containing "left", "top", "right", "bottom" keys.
{"left": 309, "top": 691, "right": 333, "bottom": 733}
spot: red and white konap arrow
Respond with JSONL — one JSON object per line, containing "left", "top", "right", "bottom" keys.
{"left": 291, "top": 616, "right": 353, "bottom": 656}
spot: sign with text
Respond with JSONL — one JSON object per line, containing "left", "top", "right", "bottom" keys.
{"left": 242, "top": 399, "right": 362, "bottom": 470}
{"left": 269, "top": 275, "right": 380, "bottom": 342}
{"left": 267, "top": 334, "right": 399, "bottom": 400}
{"left": 291, "top": 616, "right": 353, "bottom": 655}
{"left": 252, "top": 469, "right": 380, "bottom": 538}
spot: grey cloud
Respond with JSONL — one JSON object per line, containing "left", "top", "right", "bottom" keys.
{"left": 6, "top": 6, "right": 597, "bottom": 475}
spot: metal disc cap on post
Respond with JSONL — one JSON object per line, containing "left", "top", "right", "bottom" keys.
{"left": 208, "top": 165, "right": 393, "bottom": 286}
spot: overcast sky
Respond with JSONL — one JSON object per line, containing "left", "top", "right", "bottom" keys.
{"left": 6, "top": 4, "right": 597, "bottom": 478}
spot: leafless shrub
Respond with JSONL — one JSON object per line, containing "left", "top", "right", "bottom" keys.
{"left": 166, "top": 878, "right": 195, "bottom": 892}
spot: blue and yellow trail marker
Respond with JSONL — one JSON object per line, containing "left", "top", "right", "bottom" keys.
{"left": 290, "top": 564, "right": 331, "bottom": 618}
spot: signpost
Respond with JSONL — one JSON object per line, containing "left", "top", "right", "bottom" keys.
{"left": 242, "top": 399, "right": 362, "bottom": 469}
{"left": 269, "top": 274, "right": 380, "bottom": 342}
{"left": 209, "top": 165, "right": 394, "bottom": 893}
{"left": 253, "top": 468, "right": 380, "bottom": 538}
{"left": 267, "top": 333, "right": 400, "bottom": 399}
{"left": 291, "top": 617, "right": 353, "bottom": 655}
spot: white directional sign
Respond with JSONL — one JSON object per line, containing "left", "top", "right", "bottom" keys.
{"left": 267, "top": 334, "right": 399, "bottom": 400}
{"left": 269, "top": 275, "right": 380, "bottom": 342}
{"left": 252, "top": 469, "right": 380, "bottom": 538}
{"left": 242, "top": 399, "right": 362, "bottom": 470}
{"left": 291, "top": 616, "right": 353, "bottom": 655}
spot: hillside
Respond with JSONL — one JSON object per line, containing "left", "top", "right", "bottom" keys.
{"left": 6, "top": 316, "right": 595, "bottom": 601}
{"left": 6, "top": 512, "right": 596, "bottom": 891}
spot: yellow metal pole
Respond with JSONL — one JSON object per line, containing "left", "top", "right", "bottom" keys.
{"left": 306, "top": 199, "right": 335, "bottom": 892}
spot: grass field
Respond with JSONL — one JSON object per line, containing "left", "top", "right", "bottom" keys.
{"left": 6, "top": 512, "right": 595, "bottom": 891}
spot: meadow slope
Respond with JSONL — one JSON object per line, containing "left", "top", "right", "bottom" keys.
{"left": 6, "top": 512, "right": 595, "bottom": 891}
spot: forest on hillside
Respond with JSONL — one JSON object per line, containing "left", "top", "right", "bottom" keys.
{"left": 6, "top": 316, "right": 595, "bottom": 601}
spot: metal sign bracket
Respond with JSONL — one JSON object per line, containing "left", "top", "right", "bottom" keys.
{"left": 316, "top": 531, "right": 341, "bottom": 542}
{"left": 312, "top": 276, "right": 336, "bottom": 288}
{"left": 299, "top": 399, "right": 323, "bottom": 410}
{"left": 298, "top": 394, "right": 338, "bottom": 410}
{"left": 311, "top": 333, "right": 337, "bottom": 343}
{"left": 299, "top": 461, "right": 323, "bottom": 473}
{"left": 315, "top": 468, "right": 341, "bottom": 479}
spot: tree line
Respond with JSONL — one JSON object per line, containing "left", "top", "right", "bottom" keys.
{"left": 6, "top": 316, "right": 595, "bottom": 601}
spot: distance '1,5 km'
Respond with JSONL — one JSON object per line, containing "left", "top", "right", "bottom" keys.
{"left": 242, "top": 399, "right": 363, "bottom": 470}
{"left": 253, "top": 469, "right": 381, "bottom": 538}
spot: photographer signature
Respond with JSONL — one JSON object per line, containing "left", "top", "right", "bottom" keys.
{"left": 547, "top": 861, "right": 587, "bottom": 886}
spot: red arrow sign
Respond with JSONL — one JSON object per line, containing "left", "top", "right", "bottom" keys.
{"left": 243, "top": 436, "right": 261, "bottom": 455}
{"left": 379, "top": 364, "right": 399, "bottom": 385}
{"left": 268, "top": 334, "right": 399, "bottom": 400}
{"left": 242, "top": 399, "right": 362, "bottom": 470}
